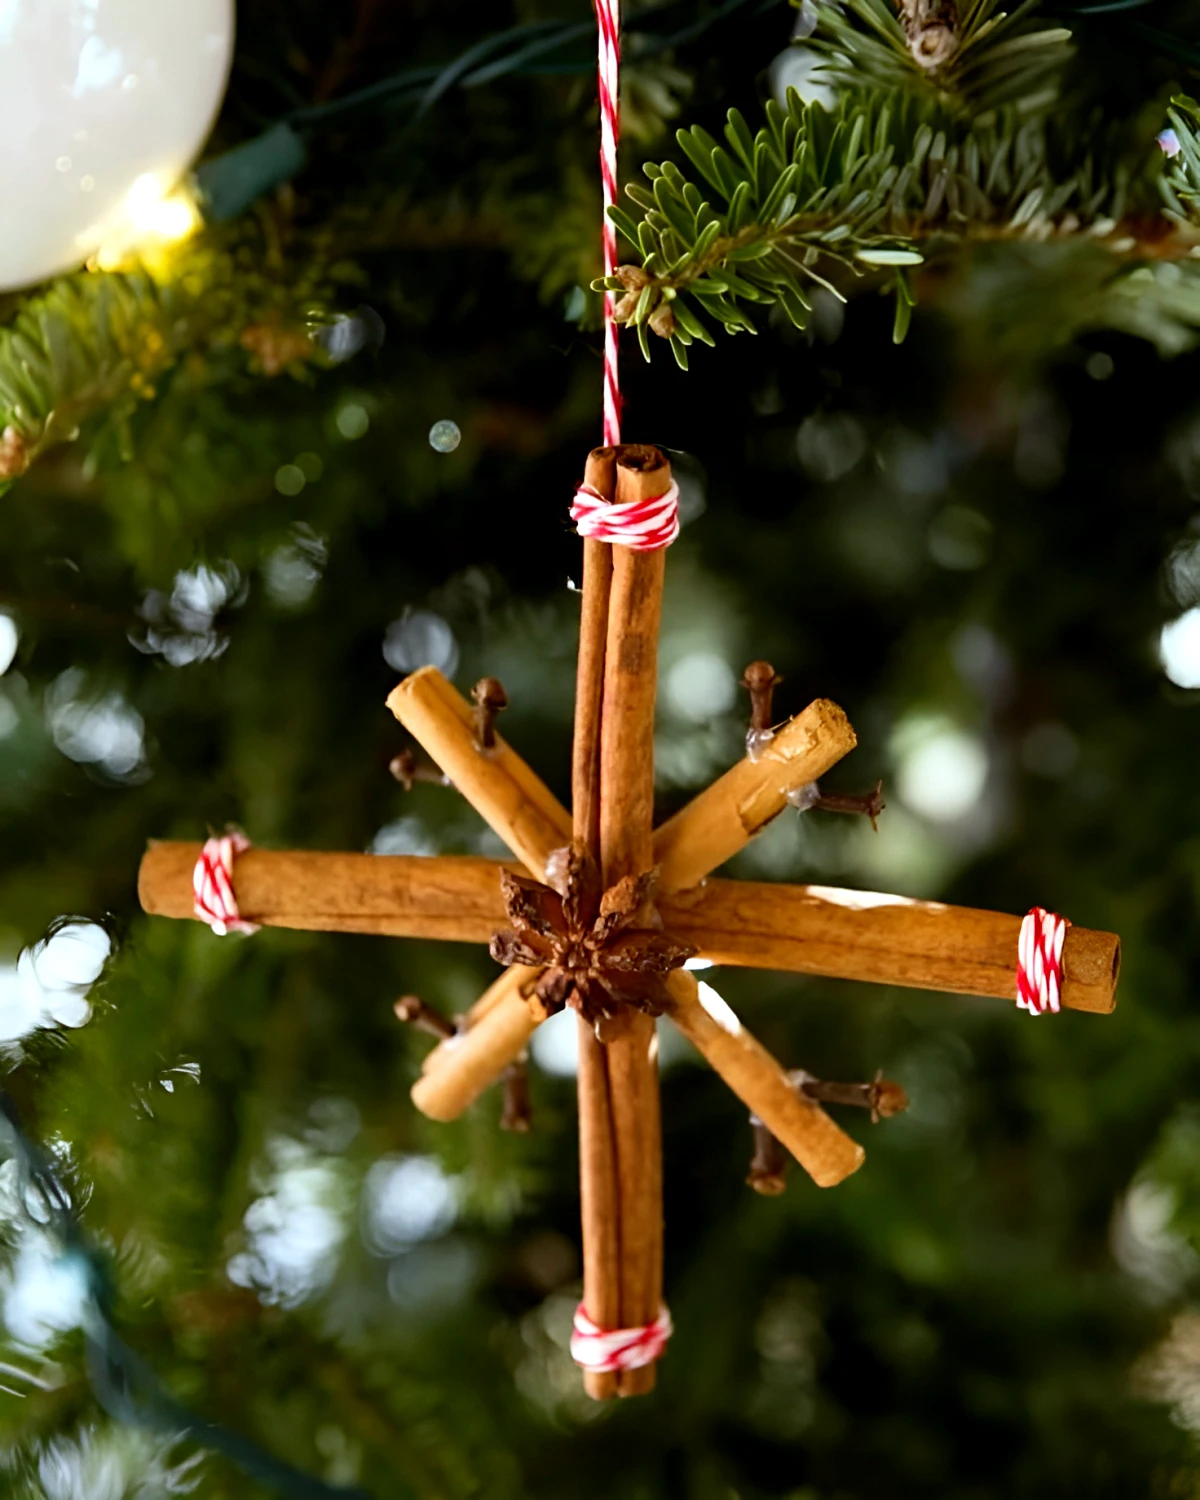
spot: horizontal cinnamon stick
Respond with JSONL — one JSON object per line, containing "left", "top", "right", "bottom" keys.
{"left": 386, "top": 667, "right": 572, "bottom": 881}
{"left": 652, "top": 699, "right": 857, "bottom": 893}
{"left": 138, "top": 842, "right": 512, "bottom": 941}
{"left": 661, "top": 971, "right": 864, "bottom": 1188}
{"left": 662, "top": 880, "right": 1120, "bottom": 1015}
{"left": 141, "top": 846, "right": 1119, "bottom": 1017}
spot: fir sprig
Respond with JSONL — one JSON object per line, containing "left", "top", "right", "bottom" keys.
{"left": 598, "top": 91, "right": 1146, "bottom": 362}
{"left": 0, "top": 224, "right": 344, "bottom": 495}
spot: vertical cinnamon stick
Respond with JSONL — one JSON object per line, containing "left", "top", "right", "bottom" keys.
{"left": 572, "top": 447, "right": 622, "bottom": 1401}
{"left": 573, "top": 448, "right": 616, "bottom": 857}
{"left": 599, "top": 445, "right": 671, "bottom": 1396}
{"left": 576, "top": 1019, "right": 621, "bottom": 1399}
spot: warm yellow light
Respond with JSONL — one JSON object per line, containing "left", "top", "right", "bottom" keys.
{"left": 92, "top": 173, "right": 202, "bottom": 272}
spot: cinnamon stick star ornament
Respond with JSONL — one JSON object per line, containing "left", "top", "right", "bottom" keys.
{"left": 138, "top": 443, "right": 1121, "bottom": 1403}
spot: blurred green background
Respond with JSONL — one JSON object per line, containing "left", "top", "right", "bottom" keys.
{"left": 3, "top": 2, "right": 1200, "bottom": 1497}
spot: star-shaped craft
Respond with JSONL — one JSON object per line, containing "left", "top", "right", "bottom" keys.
{"left": 138, "top": 443, "right": 1120, "bottom": 1401}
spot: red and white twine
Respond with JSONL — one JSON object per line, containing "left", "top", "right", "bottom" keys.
{"left": 571, "top": 1301, "right": 673, "bottom": 1373}
{"left": 193, "top": 830, "right": 259, "bottom": 937}
{"left": 1016, "top": 906, "right": 1069, "bottom": 1016}
{"left": 571, "top": 478, "right": 680, "bottom": 550}
{"left": 596, "top": 0, "right": 622, "bottom": 446}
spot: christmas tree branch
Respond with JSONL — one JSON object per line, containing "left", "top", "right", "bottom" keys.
{"left": 605, "top": 90, "right": 1197, "bottom": 362}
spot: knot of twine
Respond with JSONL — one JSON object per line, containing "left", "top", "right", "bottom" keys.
{"left": 570, "top": 1301, "right": 673, "bottom": 1372}
{"left": 571, "top": 480, "right": 681, "bottom": 551}
{"left": 1016, "top": 906, "right": 1069, "bottom": 1016}
{"left": 193, "top": 831, "right": 259, "bottom": 936}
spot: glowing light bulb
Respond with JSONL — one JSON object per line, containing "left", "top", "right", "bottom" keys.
{"left": 0, "top": 1, "right": 233, "bottom": 291}
{"left": 93, "top": 174, "right": 203, "bottom": 270}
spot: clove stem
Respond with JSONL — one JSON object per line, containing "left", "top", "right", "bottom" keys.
{"left": 790, "top": 1069, "right": 909, "bottom": 1124}
{"left": 394, "top": 994, "right": 457, "bottom": 1042}
{"left": 747, "top": 1118, "right": 789, "bottom": 1195}
{"left": 809, "top": 779, "right": 886, "bottom": 831}
{"left": 388, "top": 748, "right": 451, "bottom": 791}
{"left": 471, "top": 677, "right": 508, "bottom": 753}
{"left": 500, "top": 1054, "right": 532, "bottom": 1132}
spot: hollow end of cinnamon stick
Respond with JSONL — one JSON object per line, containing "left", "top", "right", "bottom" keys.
{"left": 1062, "top": 927, "right": 1121, "bottom": 1014}
{"left": 652, "top": 697, "right": 859, "bottom": 895}
{"left": 385, "top": 666, "right": 572, "bottom": 882}
{"left": 410, "top": 973, "right": 540, "bottom": 1121}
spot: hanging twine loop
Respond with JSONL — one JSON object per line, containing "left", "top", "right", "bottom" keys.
{"left": 571, "top": 478, "right": 680, "bottom": 551}
{"left": 1016, "top": 906, "right": 1069, "bottom": 1015}
{"left": 193, "top": 830, "right": 260, "bottom": 936}
{"left": 570, "top": 1302, "right": 673, "bottom": 1372}
{"left": 596, "top": 0, "right": 622, "bottom": 446}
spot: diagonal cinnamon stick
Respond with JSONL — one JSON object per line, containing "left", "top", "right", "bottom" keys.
{"left": 386, "top": 668, "right": 571, "bottom": 882}
{"left": 662, "top": 971, "right": 864, "bottom": 1187}
{"left": 597, "top": 445, "right": 672, "bottom": 1397}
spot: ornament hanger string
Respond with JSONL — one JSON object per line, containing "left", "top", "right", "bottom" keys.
{"left": 597, "top": 0, "right": 622, "bottom": 446}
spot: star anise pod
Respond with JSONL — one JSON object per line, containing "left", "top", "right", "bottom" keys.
{"left": 489, "top": 841, "right": 695, "bottom": 1037}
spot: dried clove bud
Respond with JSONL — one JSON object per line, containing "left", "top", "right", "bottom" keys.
{"left": 388, "top": 748, "right": 450, "bottom": 791}
{"left": 471, "top": 677, "right": 508, "bottom": 753}
{"left": 394, "top": 994, "right": 457, "bottom": 1042}
{"left": 747, "top": 1117, "right": 789, "bottom": 1195}
{"left": 790, "top": 1068, "right": 909, "bottom": 1124}
{"left": 741, "top": 661, "right": 782, "bottom": 734}
{"left": 500, "top": 1053, "right": 532, "bottom": 1133}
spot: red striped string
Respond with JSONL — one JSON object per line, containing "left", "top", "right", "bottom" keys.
{"left": 193, "top": 830, "right": 259, "bottom": 936}
{"left": 571, "top": 479, "right": 680, "bottom": 550}
{"left": 570, "top": 1301, "right": 672, "bottom": 1373}
{"left": 597, "top": 0, "right": 621, "bottom": 446}
{"left": 1016, "top": 906, "right": 1068, "bottom": 1016}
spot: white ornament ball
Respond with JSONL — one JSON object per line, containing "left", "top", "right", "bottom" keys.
{"left": 0, "top": 0, "right": 235, "bottom": 292}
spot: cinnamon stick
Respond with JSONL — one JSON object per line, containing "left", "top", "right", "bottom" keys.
{"left": 573, "top": 447, "right": 616, "bottom": 857}
{"left": 138, "top": 843, "right": 517, "bottom": 940}
{"left": 411, "top": 966, "right": 545, "bottom": 1118}
{"left": 576, "top": 1017, "right": 621, "bottom": 1399}
{"left": 661, "top": 880, "right": 1121, "bottom": 1015}
{"left": 572, "top": 447, "right": 621, "bottom": 1401}
{"left": 652, "top": 700, "right": 857, "bottom": 893}
{"left": 139, "top": 846, "right": 1120, "bottom": 1013}
{"left": 598, "top": 444, "right": 672, "bottom": 1396}
{"left": 386, "top": 667, "right": 572, "bottom": 881}
{"left": 662, "top": 971, "right": 864, "bottom": 1187}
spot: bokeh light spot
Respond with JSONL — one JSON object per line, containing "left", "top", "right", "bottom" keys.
{"left": 893, "top": 715, "right": 989, "bottom": 822}
{"left": 274, "top": 464, "right": 305, "bottom": 497}
{"left": 1161, "top": 608, "right": 1200, "bottom": 688}
{"left": 429, "top": 420, "right": 462, "bottom": 453}
{"left": 382, "top": 608, "right": 459, "bottom": 677}
{"left": 665, "top": 651, "right": 737, "bottom": 723}
{"left": 0, "top": 614, "right": 17, "bottom": 675}
{"left": 336, "top": 403, "right": 369, "bottom": 441}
